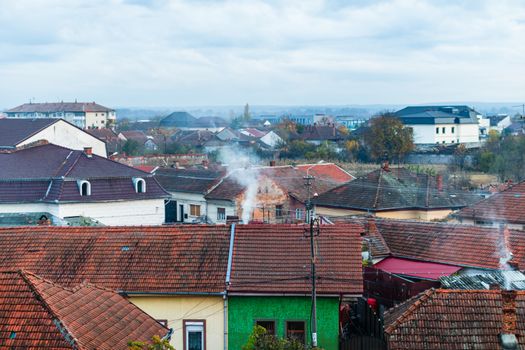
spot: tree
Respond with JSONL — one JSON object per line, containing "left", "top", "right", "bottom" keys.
{"left": 244, "top": 103, "right": 251, "bottom": 121}
{"left": 242, "top": 326, "right": 322, "bottom": 350}
{"left": 122, "top": 139, "right": 144, "bottom": 156}
{"left": 364, "top": 114, "right": 414, "bottom": 162}
{"left": 128, "top": 335, "right": 175, "bottom": 350}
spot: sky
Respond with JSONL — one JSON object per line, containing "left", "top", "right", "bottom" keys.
{"left": 0, "top": 0, "right": 524, "bottom": 108}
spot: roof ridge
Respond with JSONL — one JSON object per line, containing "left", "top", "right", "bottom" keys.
{"left": 372, "top": 168, "right": 383, "bottom": 209}
{"left": 18, "top": 270, "right": 83, "bottom": 350}
{"left": 384, "top": 288, "right": 436, "bottom": 334}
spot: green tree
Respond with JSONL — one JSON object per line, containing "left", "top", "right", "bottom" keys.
{"left": 128, "top": 335, "right": 175, "bottom": 350}
{"left": 122, "top": 139, "right": 144, "bottom": 156}
{"left": 364, "top": 113, "right": 414, "bottom": 162}
{"left": 242, "top": 326, "right": 323, "bottom": 350}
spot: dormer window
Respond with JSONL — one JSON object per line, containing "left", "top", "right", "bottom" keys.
{"left": 133, "top": 178, "right": 146, "bottom": 193}
{"left": 77, "top": 180, "right": 91, "bottom": 196}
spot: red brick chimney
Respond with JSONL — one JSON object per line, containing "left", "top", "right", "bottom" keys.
{"left": 83, "top": 147, "right": 93, "bottom": 158}
{"left": 436, "top": 174, "right": 443, "bottom": 192}
{"left": 500, "top": 290, "right": 518, "bottom": 350}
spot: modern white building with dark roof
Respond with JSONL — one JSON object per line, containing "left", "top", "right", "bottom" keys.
{"left": 5, "top": 101, "right": 116, "bottom": 129}
{"left": 394, "top": 105, "right": 481, "bottom": 147}
{"left": 0, "top": 142, "right": 169, "bottom": 225}
{"left": 0, "top": 118, "right": 107, "bottom": 157}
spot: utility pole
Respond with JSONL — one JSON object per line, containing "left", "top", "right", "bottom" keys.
{"left": 513, "top": 104, "right": 525, "bottom": 118}
{"left": 304, "top": 174, "right": 319, "bottom": 347}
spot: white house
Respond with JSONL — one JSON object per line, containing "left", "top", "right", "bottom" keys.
{"left": 0, "top": 143, "right": 169, "bottom": 225}
{"left": 394, "top": 105, "right": 481, "bottom": 148}
{"left": 154, "top": 167, "right": 226, "bottom": 224}
{"left": 488, "top": 114, "right": 512, "bottom": 134}
{"left": 0, "top": 118, "right": 107, "bottom": 157}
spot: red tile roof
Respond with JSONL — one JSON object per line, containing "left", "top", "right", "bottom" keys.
{"left": 384, "top": 289, "right": 525, "bottom": 349}
{"left": 228, "top": 224, "right": 363, "bottom": 295}
{"left": 457, "top": 181, "right": 525, "bottom": 224}
{"left": 295, "top": 163, "right": 355, "bottom": 182}
{"left": 0, "top": 226, "right": 231, "bottom": 294}
{"left": 367, "top": 218, "right": 525, "bottom": 270}
{"left": 0, "top": 270, "right": 168, "bottom": 349}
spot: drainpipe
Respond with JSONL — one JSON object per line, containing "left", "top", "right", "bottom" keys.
{"left": 224, "top": 223, "right": 236, "bottom": 350}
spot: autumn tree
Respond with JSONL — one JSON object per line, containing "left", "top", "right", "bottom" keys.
{"left": 364, "top": 113, "right": 414, "bottom": 163}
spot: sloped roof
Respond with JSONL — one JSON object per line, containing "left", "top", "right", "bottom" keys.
{"left": 120, "top": 130, "right": 148, "bottom": 143}
{"left": 373, "top": 257, "right": 461, "bottom": 280}
{"left": 159, "top": 111, "right": 197, "bottom": 128}
{"left": 440, "top": 270, "right": 525, "bottom": 290}
{"left": 0, "top": 270, "right": 168, "bottom": 349}
{"left": 0, "top": 226, "right": 231, "bottom": 293}
{"left": 291, "top": 125, "right": 344, "bottom": 141}
{"left": 0, "top": 143, "right": 168, "bottom": 203}
{"left": 228, "top": 224, "right": 363, "bottom": 295}
{"left": 394, "top": 105, "right": 479, "bottom": 125}
{"left": 315, "top": 167, "right": 478, "bottom": 211}
{"left": 154, "top": 167, "right": 225, "bottom": 194}
{"left": 384, "top": 289, "right": 525, "bottom": 349}
{"left": 195, "top": 116, "right": 228, "bottom": 128}
{"left": 368, "top": 218, "right": 525, "bottom": 270}
{"left": 0, "top": 118, "right": 60, "bottom": 148}
{"left": 7, "top": 102, "right": 113, "bottom": 113}
{"left": 457, "top": 181, "right": 525, "bottom": 224}
{"left": 206, "top": 164, "right": 351, "bottom": 202}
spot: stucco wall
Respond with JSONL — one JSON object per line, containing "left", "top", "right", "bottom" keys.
{"left": 85, "top": 111, "right": 108, "bottom": 129}
{"left": 410, "top": 123, "right": 479, "bottom": 145}
{"left": 228, "top": 296, "right": 340, "bottom": 350}
{"left": 168, "top": 192, "right": 208, "bottom": 223}
{"left": 129, "top": 295, "right": 225, "bottom": 350}
{"left": 20, "top": 119, "right": 107, "bottom": 157}
{"left": 207, "top": 200, "right": 236, "bottom": 224}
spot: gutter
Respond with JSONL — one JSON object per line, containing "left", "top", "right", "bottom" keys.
{"left": 224, "top": 223, "right": 236, "bottom": 350}
{"left": 120, "top": 291, "right": 225, "bottom": 296}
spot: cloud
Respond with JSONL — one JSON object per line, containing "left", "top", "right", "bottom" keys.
{"left": 0, "top": 0, "right": 524, "bottom": 107}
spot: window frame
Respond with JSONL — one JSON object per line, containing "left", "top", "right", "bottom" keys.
{"left": 275, "top": 205, "right": 283, "bottom": 218}
{"left": 255, "top": 319, "right": 276, "bottom": 336}
{"left": 295, "top": 208, "right": 304, "bottom": 220}
{"left": 190, "top": 204, "right": 201, "bottom": 217}
{"left": 436, "top": 127, "right": 439, "bottom": 134}
{"left": 217, "top": 207, "right": 226, "bottom": 221}
{"left": 442, "top": 127, "right": 446, "bottom": 134}
{"left": 132, "top": 177, "right": 146, "bottom": 193}
{"left": 183, "top": 319, "right": 206, "bottom": 350}
{"left": 77, "top": 180, "right": 91, "bottom": 196}
{"left": 285, "top": 320, "right": 306, "bottom": 344}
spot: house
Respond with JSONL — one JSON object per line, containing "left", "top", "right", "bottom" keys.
{"left": 159, "top": 112, "right": 228, "bottom": 132}
{"left": 0, "top": 142, "right": 169, "bottom": 225}
{"left": 488, "top": 114, "right": 512, "bottom": 133}
{"left": 0, "top": 270, "right": 170, "bottom": 349}
{"left": 315, "top": 166, "right": 479, "bottom": 221}
{"left": 384, "top": 289, "right": 525, "bottom": 349}
{"left": 119, "top": 130, "right": 159, "bottom": 151}
{"left": 0, "top": 118, "right": 107, "bottom": 157}
{"left": 5, "top": 101, "right": 116, "bottom": 129}
{"left": 194, "top": 116, "right": 229, "bottom": 131}
{"left": 456, "top": 181, "right": 525, "bottom": 230}
{"left": 360, "top": 218, "right": 525, "bottom": 307}
{"left": 172, "top": 129, "right": 216, "bottom": 148}
{"left": 205, "top": 163, "right": 354, "bottom": 224}
{"left": 291, "top": 124, "right": 345, "bottom": 145}
{"left": 87, "top": 127, "right": 121, "bottom": 155}
{"left": 239, "top": 128, "right": 283, "bottom": 148}
{"left": 288, "top": 114, "right": 333, "bottom": 126}
{"left": 393, "top": 105, "right": 481, "bottom": 147}
{"left": 0, "top": 225, "right": 232, "bottom": 350}
{"left": 227, "top": 224, "right": 364, "bottom": 350}
{"left": 154, "top": 167, "right": 226, "bottom": 223}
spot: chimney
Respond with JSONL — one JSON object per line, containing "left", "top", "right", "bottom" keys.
{"left": 83, "top": 147, "right": 93, "bottom": 158}
{"left": 436, "top": 174, "right": 443, "bottom": 192}
{"left": 269, "top": 160, "right": 276, "bottom": 167}
{"left": 500, "top": 290, "right": 519, "bottom": 350}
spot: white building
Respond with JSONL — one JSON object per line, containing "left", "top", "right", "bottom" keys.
{"left": 394, "top": 105, "right": 481, "bottom": 148}
{"left": 0, "top": 118, "right": 107, "bottom": 157}
{"left": 5, "top": 101, "right": 116, "bottom": 129}
{"left": 0, "top": 143, "right": 168, "bottom": 225}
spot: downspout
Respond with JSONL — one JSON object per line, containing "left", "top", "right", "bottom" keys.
{"left": 224, "top": 223, "right": 236, "bottom": 350}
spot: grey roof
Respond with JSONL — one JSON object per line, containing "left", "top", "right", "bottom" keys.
{"left": 0, "top": 118, "right": 60, "bottom": 148}
{"left": 154, "top": 167, "right": 225, "bottom": 194}
{"left": 394, "top": 105, "right": 479, "bottom": 125}
{"left": 440, "top": 270, "right": 525, "bottom": 290}
{"left": 159, "top": 111, "right": 197, "bottom": 128}
{"left": 488, "top": 115, "right": 509, "bottom": 127}
{"left": 0, "top": 143, "right": 169, "bottom": 203}
{"left": 6, "top": 102, "right": 113, "bottom": 113}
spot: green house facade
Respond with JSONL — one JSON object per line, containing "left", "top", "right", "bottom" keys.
{"left": 228, "top": 296, "right": 340, "bottom": 350}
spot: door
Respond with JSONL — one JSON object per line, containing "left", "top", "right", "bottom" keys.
{"left": 179, "top": 204, "right": 185, "bottom": 222}
{"left": 165, "top": 200, "right": 178, "bottom": 223}
{"left": 184, "top": 321, "right": 205, "bottom": 350}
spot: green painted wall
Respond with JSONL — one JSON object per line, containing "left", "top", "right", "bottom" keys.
{"left": 228, "top": 296, "right": 339, "bottom": 350}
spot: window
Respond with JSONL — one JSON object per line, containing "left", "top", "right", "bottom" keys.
{"left": 133, "top": 177, "right": 146, "bottom": 193}
{"left": 77, "top": 180, "right": 91, "bottom": 196}
{"left": 295, "top": 208, "right": 303, "bottom": 220}
{"left": 184, "top": 320, "right": 205, "bottom": 350}
{"left": 451, "top": 127, "right": 455, "bottom": 133}
{"left": 436, "top": 127, "right": 439, "bottom": 134}
{"left": 442, "top": 127, "right": 446, "bottom": 134}
{"left": 217, "top": 207, "right": 226, "bottom": 221}
{"left": 275, "top": 205, "right": 283, "bottom": 218}
{"left": 190, "top": 204, "right": 201, "bottom": 217}
{"left": 286, "top": 321, "right": 305, "bottom": 344}
{"left": 256, "top": 320, "right": 275, "bottom": 335}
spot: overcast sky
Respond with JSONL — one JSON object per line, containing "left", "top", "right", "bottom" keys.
{"left": 1, "top": 0, "right": 524, "bottom": 107}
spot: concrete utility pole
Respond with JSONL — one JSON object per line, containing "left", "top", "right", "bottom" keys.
{"left": 304, "top": 174, "right": 319, "bottom": 347}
